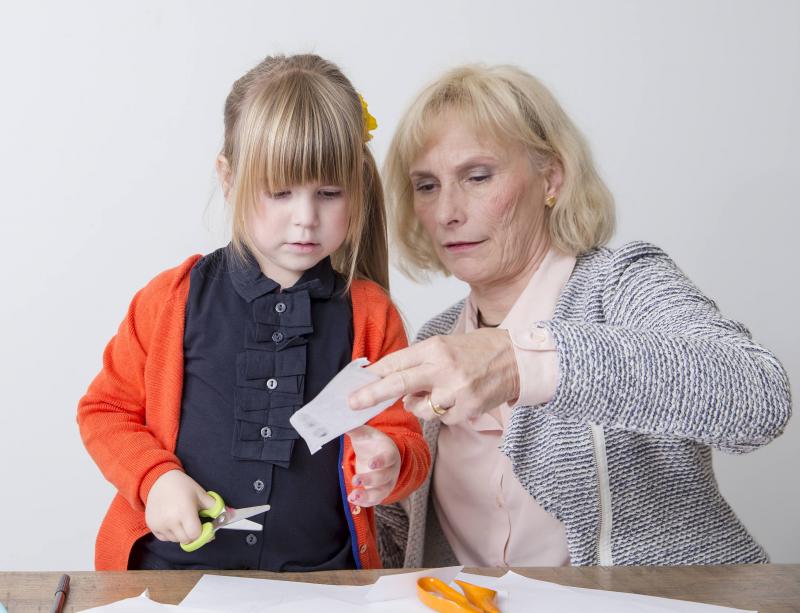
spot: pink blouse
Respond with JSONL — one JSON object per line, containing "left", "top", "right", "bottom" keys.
{"left": 432, "top": 247, "right": 576, "bottom": 567}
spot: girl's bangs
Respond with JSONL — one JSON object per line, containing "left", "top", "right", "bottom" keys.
{"left": 238, "top": 81, "right": 360, "bottom": 196}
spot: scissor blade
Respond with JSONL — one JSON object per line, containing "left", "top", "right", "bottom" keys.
{"left": 220, "top": 518, "right": 263, "bottom": 531}
{"left": 217, "top": 504, "right": 271, "bottom": 528}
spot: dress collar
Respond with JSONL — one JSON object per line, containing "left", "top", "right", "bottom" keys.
{"left": 227, "top": 244, "right": 337, "bottom": 303}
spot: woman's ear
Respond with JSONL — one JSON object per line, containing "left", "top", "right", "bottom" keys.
{"left": 545, "top": 157, "right": 564, "bottom": 199}
{"left": 216, "top": 155, "right": 232, "bottom": 200}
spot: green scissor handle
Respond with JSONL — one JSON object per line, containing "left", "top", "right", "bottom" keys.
{"left": 180, "top": 491, "right": 225, "bottom": 552}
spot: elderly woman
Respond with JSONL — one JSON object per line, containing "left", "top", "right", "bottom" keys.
{"left": 349, "top": 64, "right": 792, "bottom": 567}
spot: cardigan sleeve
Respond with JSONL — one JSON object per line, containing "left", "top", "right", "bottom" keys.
{"left": 537, "top": 242, "right": 792, "bottom": 454}
{"left": 348, "top": 282, "right": 431, "bottom": 504}
{"left": 76, "top": 264, "right": 192, "bottom": 512}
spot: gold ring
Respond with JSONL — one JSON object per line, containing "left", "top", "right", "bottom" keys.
{"left": 427, "top": 395, "right": 449, "bottom": 416}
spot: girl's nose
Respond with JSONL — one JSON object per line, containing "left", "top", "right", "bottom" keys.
{"left": 293, "top": 193, "right": 319, "bottom": 227}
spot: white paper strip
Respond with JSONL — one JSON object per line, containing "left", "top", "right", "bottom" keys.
{"left": 289, "top": 358, "right": 397, "bottom": 454}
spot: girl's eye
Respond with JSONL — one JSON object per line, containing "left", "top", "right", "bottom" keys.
{"left": 319, "top": 189, "right": 342, "bottom": 199}
{"left": 268, "top": 190, "right": 291, "bottom": 199}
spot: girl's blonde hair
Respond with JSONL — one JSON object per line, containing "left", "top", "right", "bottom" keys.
{"left": 222, "top": 54, "right": 388, "bottom": 290}
{"left": 384, "top": 64, "right": 615, "bottom": 279}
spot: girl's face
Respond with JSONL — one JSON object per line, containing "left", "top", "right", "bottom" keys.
{"left": 246, "top": 183, "right": 350, "bottom": 288}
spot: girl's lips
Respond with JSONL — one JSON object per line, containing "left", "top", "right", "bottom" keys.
{"left": 286, "top": 242, "right": 320, "bottom": 254}
{"left": 444, "top": 240, "right": 486, "bottom": 253}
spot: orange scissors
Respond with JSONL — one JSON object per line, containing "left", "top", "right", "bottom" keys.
{"left": 417, "top": 576, "right": 500, "bottom": 613}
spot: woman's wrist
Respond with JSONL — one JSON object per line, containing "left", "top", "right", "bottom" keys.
{"left": 507, "top": 323, "right": 559, "bottom": 407}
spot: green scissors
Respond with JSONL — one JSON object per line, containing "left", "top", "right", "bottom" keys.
{"left": 180, "top": 491, "right": 271, "bottom": 552}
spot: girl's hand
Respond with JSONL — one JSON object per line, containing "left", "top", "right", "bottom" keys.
{"left": 346, "top": 425, "right": 401, "bottom": 507}
{"left": 144, "top": 470, "right": 216, "bottom": 544}
{"left": 348, "top": 329, "right": 520, "bottom": 424}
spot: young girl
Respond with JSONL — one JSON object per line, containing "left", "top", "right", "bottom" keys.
{"left": 77, "top": 54, "right": 430, "bottom": 571}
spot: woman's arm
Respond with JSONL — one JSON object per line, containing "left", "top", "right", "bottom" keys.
{"left": 350, "top": 243, "right": 791, "bottom": 454}
{"left": 540, "top": 242, "right": 791, "bottom": 453}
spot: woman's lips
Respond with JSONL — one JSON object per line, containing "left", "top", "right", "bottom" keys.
{"left": 286, "top": 242, "right": 320, "bottom": 254}
{"left": 443, "top": 240, "right": 486, "bottom": 253}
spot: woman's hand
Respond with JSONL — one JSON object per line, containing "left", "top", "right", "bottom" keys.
{"left": 144, "top": 470, "right": 216, "bottom": 544}
{"left": 349, "top": 329, "right": 520, "bottom": 424}
{"left": 346, "top": 425, "right": 401, "bottom": 507}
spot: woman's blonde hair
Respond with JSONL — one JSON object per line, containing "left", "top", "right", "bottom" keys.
{"left": 221, "top": 54, "right": 388, "bottom": 290}
{"left": 384, "top": 64, "right": 615, "bottom": 278}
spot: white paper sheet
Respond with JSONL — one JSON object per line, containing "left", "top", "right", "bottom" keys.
{"left": 364, "top": 566, "right": 462, "bottom": 602}
{"left": 180, "top": 569, "right": 756, "bottom": 613}
{"left": 493, "top": 572, "right": 756, "bottom": 613}
{"left": 179, "top": 574, "right": 369, "bottom": 610}
{"left": 79, "top": 569, "right": 757, "bottom": 612}
{"left": 77, "top": 590, "right": 218, "bottom": 612}
{"left": 289, "top": 357, "right": 398, "bottom": 453}
{"left": 179, "top": 566, "right": 463, "bottom": 611}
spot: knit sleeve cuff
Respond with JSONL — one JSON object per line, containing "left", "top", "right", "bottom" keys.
{"left": 138, "top": 461, "right": 184, "bottom": 510}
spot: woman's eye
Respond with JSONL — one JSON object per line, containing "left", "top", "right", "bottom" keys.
{"left": 414, "top": 182, "right": 437, "bottom": 193}
{"left": 468, "top": 173, "right": 492, "bottom": 184}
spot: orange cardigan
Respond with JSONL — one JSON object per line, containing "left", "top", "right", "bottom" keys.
{"left": 77, "top": 255, "right": 429, "bottom": 571}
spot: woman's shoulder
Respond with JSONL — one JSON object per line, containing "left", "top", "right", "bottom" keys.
{"left": 574, "top": 240, "right": 681, "bottom": 288}
{"left": 416, "top": 299, "right": 467, "bottom": 342}
{"left": 413, "top": 242, "right": 680, "bottom": 340}
{"left": 578, "top": 240, "right": 670, "bottom": 269}
{"left": 567, "top": 241, "right": 701, "bottom": 321}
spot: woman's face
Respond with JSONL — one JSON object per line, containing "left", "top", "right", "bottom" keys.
{"left": 410, "top": 112, "right": 557, "bottom": 288}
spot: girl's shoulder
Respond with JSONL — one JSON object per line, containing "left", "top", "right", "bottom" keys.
{"left": 139, "top": 254, "right": 203, "bottom": 301}
{"left": 349, "top": 278, "right": 403, "bottom": 325}
{"left": 349, "top": 277, "right": 391, "bottom": 307}
{"left": 126, "top": 255, "right": 203, "bottom": 326}
{"left": 349, "top": 278, "right": 408, "bottom": 356}
{"left": 113, "top": 255, "right": 202, "bottom": 350}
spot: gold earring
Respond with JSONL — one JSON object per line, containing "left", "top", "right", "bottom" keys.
{"left": 545, "top": 195, "right": 557, "bottom": 208}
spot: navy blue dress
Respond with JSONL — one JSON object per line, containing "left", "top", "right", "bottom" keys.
{"left": 129, "top": 246, "right": 356, "bottom": 570}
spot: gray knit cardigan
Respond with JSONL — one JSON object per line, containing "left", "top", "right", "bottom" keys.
{"left": 375, "top": 241, "right": 792, "bottom": 567}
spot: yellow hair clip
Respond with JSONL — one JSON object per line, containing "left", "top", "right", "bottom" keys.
{"left": 359, "top": 94, "right": 378, "bottom": 142}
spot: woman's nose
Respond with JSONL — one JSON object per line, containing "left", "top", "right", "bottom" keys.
{"left": 435, "top": 183, "right": 464, "bottom": 227}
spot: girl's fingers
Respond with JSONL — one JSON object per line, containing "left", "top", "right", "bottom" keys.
{"left": 162, "top": 529, "right": 179, "bottom": 543}
{"left": 365, "top": 452, "right": 388, "bottom": 471}
{"left": 181, "top": 516, "right": 203, "bottom": 542}
{"left": 349, "top": 485, "right": 390, "bottom": 508}
{"left": 197, "top": 491, "right": 216, "bottom": 510}
{"left": 173, "top": 524, "right": 191, "bottom": 545}
{"left": 352, "top": 466, "right": 396, "bottom": 489}
{"left": 346, "top": 425, "right": 373, "bottom": 442}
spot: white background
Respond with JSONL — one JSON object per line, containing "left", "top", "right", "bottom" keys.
{"left": 0, "top": 0, "right": 797, "bottom": 570}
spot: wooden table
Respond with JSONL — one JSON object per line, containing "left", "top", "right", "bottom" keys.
{"left": 1, "top": 565, "right": 798, "bottom": 612}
